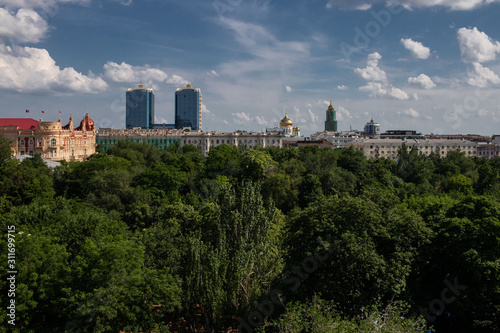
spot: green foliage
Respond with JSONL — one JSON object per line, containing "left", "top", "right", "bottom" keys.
{"left": 259, "top": 295, "right": 427, "bottom": 333}
{"left": 2, "top": 139, "right": 500, "bottom": 332}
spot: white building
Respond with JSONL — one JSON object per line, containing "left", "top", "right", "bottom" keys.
{"left": 348, "top": 138, "right": 478, "bottom": 160}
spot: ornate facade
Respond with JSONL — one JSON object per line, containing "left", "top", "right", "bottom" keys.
{"left": 0, "top": 114, "right": 96, "bottom": 162}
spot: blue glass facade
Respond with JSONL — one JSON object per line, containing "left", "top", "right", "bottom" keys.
{"left": 126, "top": 85, "right": 155, "bottom": 129}
{"left": 175, "top": 84, "right": 201, "bottom": 131}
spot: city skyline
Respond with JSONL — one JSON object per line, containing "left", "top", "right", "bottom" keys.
{"left": 0, "top": 1, "right": 500, "bottom": 136}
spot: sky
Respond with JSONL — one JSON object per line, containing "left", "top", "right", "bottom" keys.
{"left": 1, "top": 0, "right": 500, "bottom": 136}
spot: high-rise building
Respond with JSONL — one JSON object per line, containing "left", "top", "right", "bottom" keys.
{"left": 126, "top": 84, "right": 155, "bottom": 129}
{"left": 325, "top": 101, "right": 337, "bottom": 132}
{"left": 175, "top": 84, "right": 201, "bottom": 131}
{"left": 364, "top": 118, "right": 380, "bottom": 136}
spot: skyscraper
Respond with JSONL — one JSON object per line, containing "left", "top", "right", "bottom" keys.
{"left": 325, "top": 101, "right": 337, "bottom": 132}
{"left": 126, "top": 84, "right": 155, "bottom": 129}
{"left": 175, "top": 84, "right": 201, "bottom": 131}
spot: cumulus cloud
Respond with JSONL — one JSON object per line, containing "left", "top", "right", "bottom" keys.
{"left": 359, "top": 82, "right": 409, "bottom": 100}
{"left": 285, "top": 85, "right": 293, "bottom": 92}
{"left": 337, "top": 85, "right": 349, "bottom": 90}
{"left": 232, "top": 112, "right": 252, "bottom": 124}
{"left": 0, "top": 44, "right": 107, "bottom": 93}
{"left": 467, "top": 62, "right": 500, "bottom": 87}
{"left": 359, "top": 82, "right": 387, "bottom": 98}
{"left": 255, "top": 115, "right": 267, "bottom": 126}
{"left": 325, "top": 0, "right": 499, "bottom": 11}
{"left": 408, "top": 74, "right": 436, "bottom": 89}
{"left": 400, "top": 38, "right": 431, "bottom": 59}
{"left": 388, "top": 87, "right": 409, "bottom": 100}
{"left": 354, "top": 52, "right": 387, "bottom": 82}
{"left": 103, "top": 61, "right": 187, "bottom": 86}
{"left": 0, "top": 8, "right": 48, "bottom": 43}
{"left": 398, "top": 108, "right": 420, "bottom": 118}
{"left": 457, "top": 27, "right": 500, "bottom": 63}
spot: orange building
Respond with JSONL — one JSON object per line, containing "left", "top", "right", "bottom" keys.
{"left": 0, "top": 114, "right": 96, "bottom": 162}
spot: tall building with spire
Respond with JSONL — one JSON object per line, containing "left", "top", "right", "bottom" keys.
{"left": 325, "top": 101, "right": 337, "bottom": 132}
{"left": 126, "top": 84, "right": 155, "bottom": 129}
{"left": 175, "top": 84, "right": 201, "bottom": 131}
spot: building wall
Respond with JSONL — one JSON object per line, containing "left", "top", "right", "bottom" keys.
{"left": 349, "top": 138, "right": 478, "bottom": 161}
{"left": 126, "top": 85, "right": 155, "bottom": 129}
{"left": 97, "top": 128, "right": 181, "bottom": 151}
{"left": 175, "top": 85, "right": 201, "bottom": 131}
{"left": 477, "top": 144, "right": 500, "bottom": 159}
{"left": 0, "top": 115, "right": 96, "bottom": 162}
{"left": 97, "top": 129, "right": 283, "bottom": 157}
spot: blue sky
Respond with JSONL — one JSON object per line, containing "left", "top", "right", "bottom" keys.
{"left": 1, "top": 0, "right": 500, "bottom": 136}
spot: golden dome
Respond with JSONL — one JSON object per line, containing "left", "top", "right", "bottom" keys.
{"left": 280, "top": 113, "right": 293, "bottom": 127}
{"left": 293, "top": 126, "right": 300, "bottom": 132}
{"left": 328, "top": 102, "right": 334, "bottom": 111}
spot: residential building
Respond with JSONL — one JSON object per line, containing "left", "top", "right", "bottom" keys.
{"left": 348, "top": 138, "right": 477, "bottom": 161}
{"left": 126, "top": 84, "right": 155, "bottom": 129}
{"left": 97, "top": 128, "right": 181, "bottom": 151}
{"left": 175, "top": 84, "right": 201, "bottom": 131}
{"left": 477, "top": 143, "right": 500, "bottom": 159}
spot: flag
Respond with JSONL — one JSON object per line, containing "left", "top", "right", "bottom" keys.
{"left": 26, "top": 109, "right": 30, "bottom": 113}
{"left": 58, "top": 110, "right": 62, "bottom": 114}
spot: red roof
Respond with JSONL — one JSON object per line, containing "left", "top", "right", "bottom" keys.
{"left": 0, "top": 118, "right": 39, "bottom": 130}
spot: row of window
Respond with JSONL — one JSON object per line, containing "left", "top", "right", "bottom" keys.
{"left": 20, "top": 138, "right": 86, "bottom": 147}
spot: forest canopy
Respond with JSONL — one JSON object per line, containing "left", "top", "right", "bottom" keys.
{"left": 1, "top": 139, "right": 499, "bottom": 332}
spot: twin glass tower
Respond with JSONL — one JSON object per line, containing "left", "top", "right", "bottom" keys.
{"left": 126, "top": 85, "right": 155, "bottom": 129}
{"left": 125, "top": 84, "right": 201, "bottom": 131}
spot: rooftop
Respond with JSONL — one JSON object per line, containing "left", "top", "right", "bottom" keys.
{"left": 0, "top": 118, "right": 40, "bottom": 130}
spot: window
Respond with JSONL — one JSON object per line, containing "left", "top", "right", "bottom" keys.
{"left": 51, "top": 139, "right": 56, "bottom": 147}
{"left": 50, "top": 152, "right": 53, "bottom": 158}
{"left": 20, "top": 151, "right": 24, "bottom": 155}
{"left": 29, "top": 151, "right": 33, "bottom": 156}
{"left": 29, "top": 139, "right": 33, "bottom": 146}
{"left": 54, "top": 151, "right": 57, "bottom": 158}
{"left": 38, "top": 141, "right": 42, "bottom": 147}
{"left": 20, "top": 140, "right": 25, "bottom": 145}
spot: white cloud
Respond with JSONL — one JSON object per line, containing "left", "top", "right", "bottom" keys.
{"left": 359, "top": 82, "right": 387, "bottom": 98}
{"left": 207, "top": 70, "right": 219, "bottom": 77}
{"left": 166, "top": 74, "right": 188, "bottom": 85}
{"left": 398, "top": 108, "right": 420, "bottom": 118}
{"left": 0, "top": 44, "right": 107, "bottom": 93}
{"left": 457, "top": 27, "right": 500, "bottom": 63}
{"left": 0, "top": 8, "right": 48, "bottom": 43}
{"left": 232, "top": 112, "right": 253, "bottom": 125}
{"left": 255, "top": 115, "right": 267, "bottom": 126}
{"left": 388, "top": 87, "right": 409, "bottom": 100}
{"left": 408, "top": 74, "right": 436, "bottom": 89}
{"left": 103, "top": 61, "right": 187, "bottom": 86}
{"left": 308, "top": 109, "right": 319, "bottom": 122}
{"left": 359, "top": 82, "right": 409, "bottom": 100}
{"left": 104, "top": 61, "right": 166, "bottom": 83}
{"left": 467, "top": 62, "right": 500, "bottom": 87}
{"left": 325, "top": 0, "right": 500, "bottom": 11}
{"left": 400, "top": 38, "right": 431, "bottom": 59}
{"left": 336, "top": 106, "right": 353, "bottom": 121}
{"left": 285, "top": 85, "right": 293, "bottom": 92}
{"left": 337, "top": 85, "right": 349, "bottom": 90}
{"left": 355, "top": 52, "right": 387, "bottom": 82}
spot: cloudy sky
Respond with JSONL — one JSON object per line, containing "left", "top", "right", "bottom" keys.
{"left": 1, "top": 0, "right": 500, "bottom": 135}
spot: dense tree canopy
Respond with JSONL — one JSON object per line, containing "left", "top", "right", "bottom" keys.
{"left": 1, "top": 139, "right": 500, "bottom": 332}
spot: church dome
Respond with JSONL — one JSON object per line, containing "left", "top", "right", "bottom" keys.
{"left": 293, "top": 126, "right": 300, "bottom": 132}
{"left": 280, "top": 113, "right": 293, "bottom": 127}
{"left": 328, "top": 102, "right": 334, "bottom": 111}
